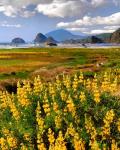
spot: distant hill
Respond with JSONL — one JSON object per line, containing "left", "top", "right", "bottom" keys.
{"left": 46, "top": 29, "right": 83, "bottom": 42}
{"left": 96, "top": 33, "right": 112, "bottom": 41}
{"left": 81, "top": 36, "right": 103, "bottom": 43}
{"left": 34, "top": 33, "right": 47, "bottom": 43}
{"left": 110, "top": 28, "right": 120, "bottom": 43}
{"left": 95, "top": 29, "right": 120, "bottom": 43}
{"left": 11, "top": 38, "right": 25, "bottom": 44}
{"left": 63, "top": 36, "right": 103, "bottom": 44}
{"left": 63, "top": 28, "right": 120, "bottom": 44}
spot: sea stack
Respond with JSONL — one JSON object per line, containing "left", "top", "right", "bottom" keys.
{"left": 11, "top": 38, "right": 25, "bottom": 44}
{"left": 34, "top": 33, "right": 47, "bottom": 43}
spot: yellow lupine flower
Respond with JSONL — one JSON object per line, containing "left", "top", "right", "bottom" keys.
{"left": 85, "top": 115, "right": 97, "bottom": 140}
{"left": 111, "top": 139, "right": 119, "bottom": 150}
{"left": 85, "top": 78, "right": 91, "bottom": 90}
{"left": 60, "top": 90, "right": 67, "bottom": 101}
{"left": 79, "top": 72, "right": 84, "bottom": 84}
{"left": 37, "top": 138, "right": 46, "bottom": 150}
{"left": 55, "top": 115, "right": 62, "bottom": 129}
{"left": 102, "top": 110, "right": 115, "bottom": 139}
{"left": 93, "top": 89, "right": 100, "bottom": 103}
{"left": 72, "top": 74, "right": 78, "bottom": 91}
{"left": 66, "top": 95, "right": 76, "bottom": 116}
{"left": 89, "top": 140, "right": 100, "bottom": 150}
{"left": 20, "top": 143, "right": 28, "bottom": 150}
{"left": 73, "top": 133, "right": 85, "bottom": 150}
{"left": 65, "top": 123, "right": 76, "bottom": 138}
{"left": 48, "top": 128, "right": 55, "bottom": 144}
{"left": 17, "top": 81, "right": 31, "bottom": 107}
{"left": 79, "top": 91, "right": 86, "bottom": 102}
{"left": 33, "top": 76, "right": 43, "bottom": 94}
{"left": 0, "top": 92, "right": 9, "bottom": 109}
{"left": 7, "top": 136, "right": 18, "bottom": 149}
{"left": 55, "top": 131, "right": 67, "bottom": 150}
{"left": 63, "top": 75, "right": 71, "bottom": 90}
{"left": 0, "top": 137, "right": 8, "bottom": 150}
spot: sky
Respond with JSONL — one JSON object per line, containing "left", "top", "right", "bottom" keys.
{"left": 0, "top": 0, "right": 120, "bottom": 42}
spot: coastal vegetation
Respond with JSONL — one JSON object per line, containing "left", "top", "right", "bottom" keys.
{"left": 0, "top": 70, "right": 120, "bottom": 149}
{"left": 0, "top": 47, "right": 120, "bottom": 80}
{"left": 0, "top": 47, "right": 120, "bottom": 149}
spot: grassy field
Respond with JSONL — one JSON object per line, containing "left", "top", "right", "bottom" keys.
{"left": 0, "top": 47, "right": 120, "bottom": 91}
{"left": 0, "top": 47, "right": 120, "bottom": 80}
{"left": 0, "top": 48, "right": 120, "bottom": 89}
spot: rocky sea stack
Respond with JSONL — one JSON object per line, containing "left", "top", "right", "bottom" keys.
{"left": 34, "top": 33, "right": 47, "bottom": 43}
{"left": 11, "top": 38, "right": 25, "bottom": 44}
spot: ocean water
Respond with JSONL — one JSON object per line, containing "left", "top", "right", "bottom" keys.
{"left": 0, "top": 43, "right": 120, "bottom": 49}
{"left": 59, "top": 43, "right": 120, "bottom": 48}
{"left": 0, "top": 43, "right": 35, "bottom": 49}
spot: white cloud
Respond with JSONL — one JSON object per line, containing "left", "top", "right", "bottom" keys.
{"left": 21, "top": 10, "right": 36, "bottom": 18}
{"left": 36, "top": 0, "right": 120, "bottom": 18}
{"left": 0, "top": 0, "right": 119, "bottom": 18}
{"left": 0, "top": 0, "right": 54, "bottom": 17}
{"left": 1, "top": 5, "right": 17, "bottom": 17}
{"left": 57, "top": 12, "right": 120, "bottom": 27}
{"left": 91, "top": 0, "right": 107, "bottom": 7}
{"left": 0, "top": 21, "right": 22, "bottom": 28}
{"left": 36, "top": 0, "right": 90, "bottom": 18}
{"left": 85, "top": 29, "right": 115, "bottom": 34}
{"left": 104, "top": 25, "right": 120, "bottom": 30}
{"left": 0, "top": 5, "right": 36, "bottom": 18}
{"left": 0, "top": 6, "right": 5, "bottom": 12}
{"left": 57, "top": 12, "right": 120, "bottom": 34}
{"left": 0, "top": 0, "right": 40, "bottom": 18}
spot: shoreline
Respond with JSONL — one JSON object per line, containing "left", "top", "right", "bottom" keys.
{"left": 0, "top": 43, "right": 120, "bottom": 49}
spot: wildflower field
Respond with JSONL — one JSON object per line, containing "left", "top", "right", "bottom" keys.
{"left": 0, "top": 69, "right": 120, "bottom": 150}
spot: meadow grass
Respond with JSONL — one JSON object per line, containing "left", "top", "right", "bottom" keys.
{"left": 0, "top": 47, "right": 120, "bottom": 80}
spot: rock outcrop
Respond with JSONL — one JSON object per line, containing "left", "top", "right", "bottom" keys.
{"left": 34, "top": 33, "right": 47, "bottom": 43}
{"left": 110, "top": 28, "right": 120, "bottom": 43}
{"left": 11, "top": 38, "right": 25, "bottom": 44}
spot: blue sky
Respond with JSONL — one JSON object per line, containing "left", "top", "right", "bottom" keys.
{"left": 0, "top": 0, "right": 119, "bottom": 42}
